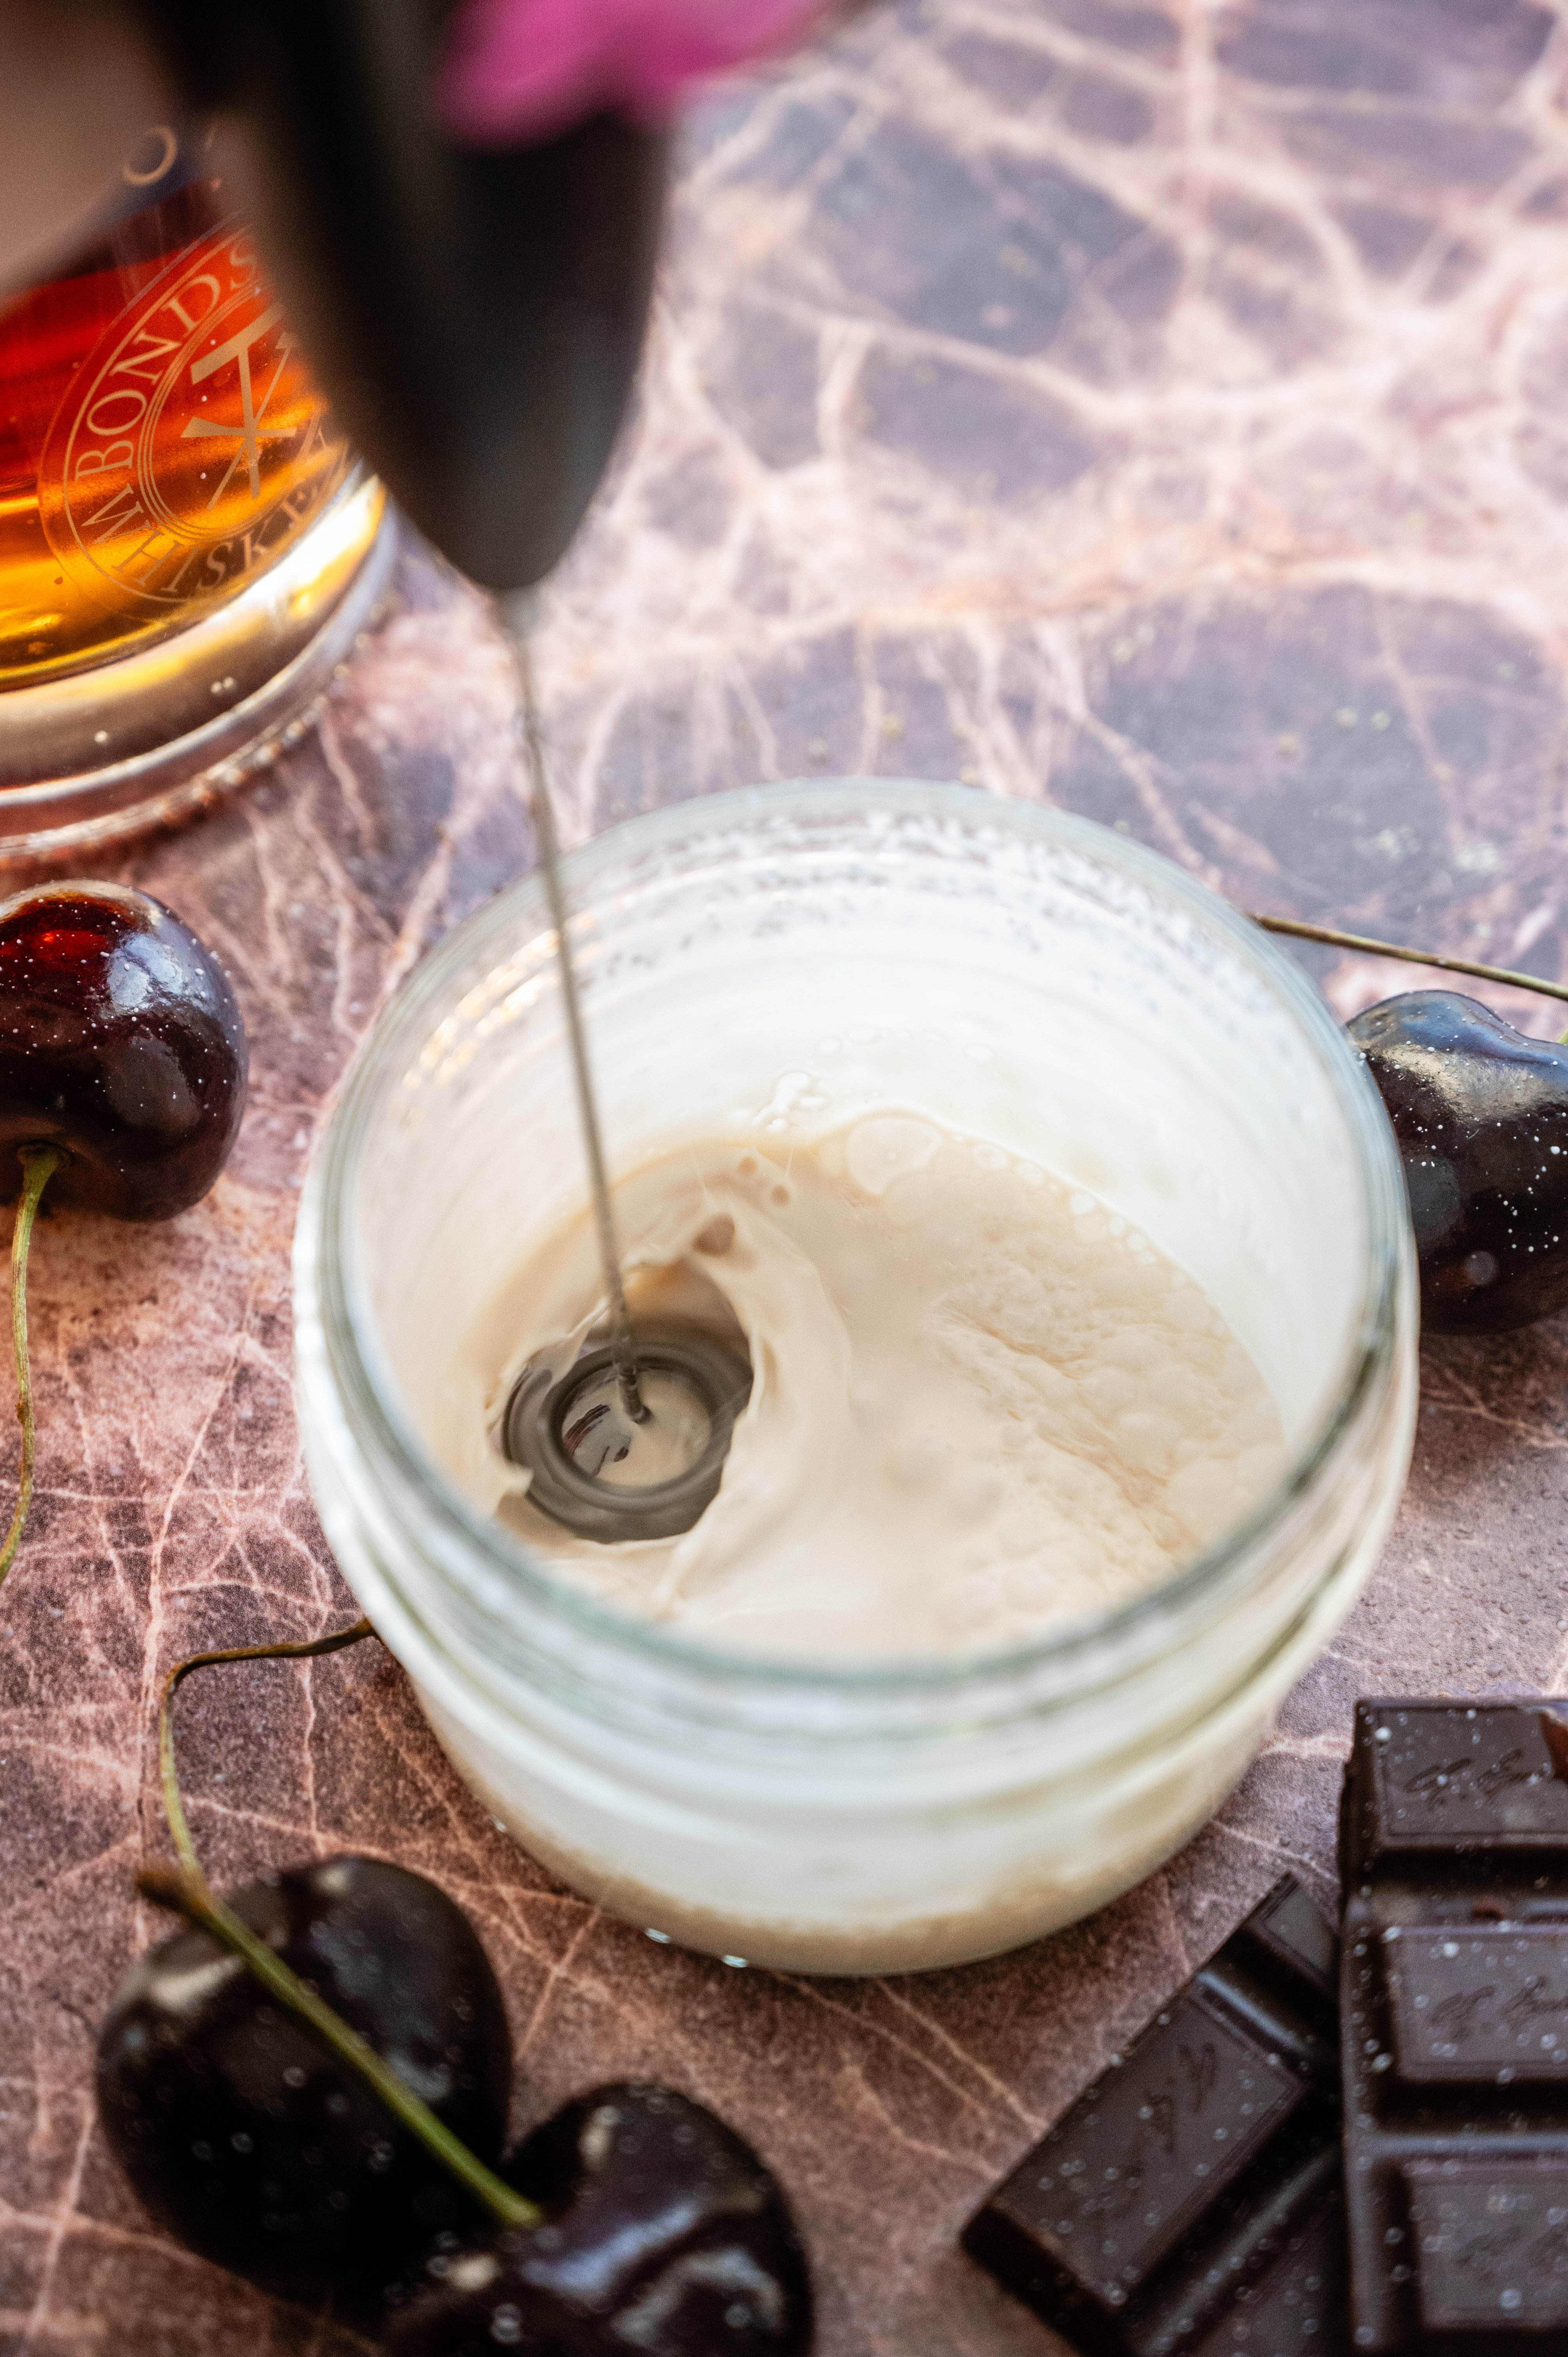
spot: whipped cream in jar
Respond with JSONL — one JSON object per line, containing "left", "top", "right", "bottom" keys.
{"left": 457, "top": 1123, "right": 1290, "bottom": 1659}
{"left": 295, "top": 781, "right": 1417, "bottom": 1975}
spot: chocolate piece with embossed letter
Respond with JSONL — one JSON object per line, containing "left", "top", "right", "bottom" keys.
{"left": 1340, "top": 1698, "right": 1568, "bottom": 2352}
{"left": 962, "top": 1876, "right": 1347, "bottom": 2355}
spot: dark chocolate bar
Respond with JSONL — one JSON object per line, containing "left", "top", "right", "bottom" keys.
{"left": 1340, "top": 1698, "right": 1568, "bottom": 2353}
{"left": 963, "top": 1876, "right": 1347, "bottom": 2355}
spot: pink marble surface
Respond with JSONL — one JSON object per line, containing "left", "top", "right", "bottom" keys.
{"left": 8, "top": 0, "right": 1568, "bottom": 2350}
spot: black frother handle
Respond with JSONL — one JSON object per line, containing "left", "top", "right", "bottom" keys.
{"left": 124, "top": 0, "right": 667, "bottom": 590}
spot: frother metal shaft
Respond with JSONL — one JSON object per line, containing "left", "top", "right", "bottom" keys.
{"left": 498, "top": 595, "right": 645, "bottom": 1423}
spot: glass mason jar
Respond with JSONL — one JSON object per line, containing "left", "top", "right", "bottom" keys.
{"left": 294, "top": 781, "right": 1418, "bottom": 1976}
{"left": 0, "top": 120, "right": 391, "bottom": 856}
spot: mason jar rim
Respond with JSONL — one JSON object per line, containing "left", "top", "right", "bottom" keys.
{"left": 300, "top": 779, "right": 1408, "bottom": 1709}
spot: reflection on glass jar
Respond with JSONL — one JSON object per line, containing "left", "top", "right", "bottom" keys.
{"left": 0, "top": 122, "right": 391, "bottom": 854}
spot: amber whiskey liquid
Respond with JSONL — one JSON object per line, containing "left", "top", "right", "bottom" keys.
{"left": 0, "top": 136, "right": 348, "bottom": 689}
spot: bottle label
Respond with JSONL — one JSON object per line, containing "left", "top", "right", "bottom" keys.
{"left": 38, "top": 221, "right": 348, "bottom": 619}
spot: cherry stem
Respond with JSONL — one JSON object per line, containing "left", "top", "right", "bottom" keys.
{"left": 157, "top": 1616, "right": 377, "bottom": 1879}
{"left": 1249, "top": 913, "right": 1568, "bottom": 1011}
{"left": 0, "top": 1146, "right": 61, "bottom": 1590}
{"left": 147, "top": 1617, "right": 540, "bottom": 2236}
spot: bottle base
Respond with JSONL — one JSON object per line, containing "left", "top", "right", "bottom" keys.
{"left": 0, "top": 472, "right": 393, "bottom": 862}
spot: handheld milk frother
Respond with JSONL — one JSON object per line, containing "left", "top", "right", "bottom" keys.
{"left": 500, "top": 608, "right": 753, "bottom": 1539}
{"left": 122, "top": 0, "right": 758, "bottom": 1536}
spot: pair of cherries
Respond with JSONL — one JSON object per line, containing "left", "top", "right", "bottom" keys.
{"left": 98, "top": 1846, "right": 812, "bottom": 2353}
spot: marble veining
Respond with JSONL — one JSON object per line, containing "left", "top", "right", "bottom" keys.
{"left": 5, "top": 1, "right": 1568, "bottom": 2350}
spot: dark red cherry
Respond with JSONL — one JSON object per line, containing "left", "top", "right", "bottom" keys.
{"left": 0, "top": 882, "right": 246, "bottom": 1220}
{"left": 387, "top": 2080, "right": 814, "bottom": 2355}
{"left": 1349, "top": 989, "right": 1568, "bottom": 1333}
{"left": 96, "top": 1856, "right": 512, "bottom": 2309}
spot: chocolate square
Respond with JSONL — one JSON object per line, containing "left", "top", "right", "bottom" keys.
{"left": 963, "top": 1875, "right": 1345, "bottom": 2356}
{"left": 1340, "top": 1698, "right": 1568, "bottom": 2352}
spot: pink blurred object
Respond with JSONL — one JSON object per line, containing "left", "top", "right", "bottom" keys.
{"left": 438, "top": 0, "right": 827, "bottom": 143}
